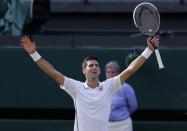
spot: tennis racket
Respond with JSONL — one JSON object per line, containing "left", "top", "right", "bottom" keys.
{"left": 133, "top": 2, "right": 164, "bottom": 69}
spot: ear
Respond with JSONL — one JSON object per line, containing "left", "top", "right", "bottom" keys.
{"left": 82, "top": 68, "right": 85, "bottom": 75}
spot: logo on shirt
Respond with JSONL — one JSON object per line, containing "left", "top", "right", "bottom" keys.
{"left": 98, "top": 85, "right": 103, "bottom": 91}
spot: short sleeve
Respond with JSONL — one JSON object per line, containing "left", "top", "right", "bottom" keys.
{"left": 60, "top": 76, "right": 82, "bottom": 99}
{"left": 104, "top": 76, "right": 121, "bottom": 94}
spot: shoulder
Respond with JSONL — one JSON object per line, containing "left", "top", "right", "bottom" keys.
{"left": 102, "top": 76, "right": 120, "bottom": 85}
{"left": 64, "top": 76, "right": 83, "bottom": 86}
{"left": 121, "top": 83, "right": 132, "bottom": 88}
{"left": 121, "top": 83, "right": 134, "bottom": 92}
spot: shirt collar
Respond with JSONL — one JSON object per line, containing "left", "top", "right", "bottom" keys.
{"left": 84, "top": 81, "right": 102, "bottom": 89}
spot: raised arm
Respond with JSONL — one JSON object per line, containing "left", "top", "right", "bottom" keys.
{"left": 119, "top": 36, "right": 160, "bottom": 84}
{"left": 20, "top": 36, "right": 65, "bottom": 86}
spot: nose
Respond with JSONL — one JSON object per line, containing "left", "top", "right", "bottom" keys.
{"left": 93, "top": 65, "right": 97, "bottom": 68}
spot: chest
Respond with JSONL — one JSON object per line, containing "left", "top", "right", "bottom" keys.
{"left": 76, "top": 84, "right": 112, "bottom": 106}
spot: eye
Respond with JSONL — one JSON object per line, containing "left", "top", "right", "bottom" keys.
{"left": 107, "top": 71, "right": 116, "bottom": 74}
{"left": 95, "top": 64, "right": 99, "bottom": 67}
{"left": 88, "top": 64, "right": 93, "bottom": 67}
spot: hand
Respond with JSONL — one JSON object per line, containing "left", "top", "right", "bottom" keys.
{"left": 20, "top": 36, "right": 36, "bottom": 54}
{"left": 147, "top": 35, "right": 160, "bottom": 51}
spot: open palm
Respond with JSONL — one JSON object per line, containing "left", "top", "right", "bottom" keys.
{"left": 20, "top": 36, "right": 36, "bottom": 54}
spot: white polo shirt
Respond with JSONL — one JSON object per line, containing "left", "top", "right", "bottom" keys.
{"left": 60, "top": 76, "right": 121, "bottom": 131}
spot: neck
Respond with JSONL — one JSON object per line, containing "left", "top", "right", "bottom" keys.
{"left": 86, "top": 79, "right": 99, "bottom": 89}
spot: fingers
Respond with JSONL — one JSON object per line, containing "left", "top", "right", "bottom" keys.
{"left": 20, "top": 36, "right": 32, "bottom": 45}
{"left": 147, "top": 35, "right": 160, "bottom": 51}
{"left": 20, "top": 36, "right": 37, "bottom": 54}
{"left": 33, "top": 42, "right": 37, "bottom": 50}
{"left": 148, "top": 35, "right": 160, "bottom": 48}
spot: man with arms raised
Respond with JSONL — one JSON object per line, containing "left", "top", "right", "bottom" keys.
{"left": 20, "top": 36, "right": 159, "bottom": 131}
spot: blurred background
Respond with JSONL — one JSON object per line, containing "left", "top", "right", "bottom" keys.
{"left": 0, "top": 0, "right": 187, "bottom": 131}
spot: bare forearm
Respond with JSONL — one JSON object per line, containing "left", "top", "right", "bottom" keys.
{"left": 20, "top": 36, "right": 65, "bottom": 86}
{"left": 128, "top": 55, "right": 146, "bottom": 73}
{"left": 119, "top": 45, "right": 155, "bottom": 84}
{"left": 36, "top": 58, "right": 65, "bottom": 85}
{"left": 119, "top": 55, "right": 146, "bottom": 83}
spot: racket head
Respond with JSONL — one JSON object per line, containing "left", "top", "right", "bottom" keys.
{"left": 133, "top": 2, "right": 160, "bottom": 36}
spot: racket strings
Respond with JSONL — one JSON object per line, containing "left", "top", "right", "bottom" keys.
{"left": 135, "top": 7, "right": 160, "bottom": 36}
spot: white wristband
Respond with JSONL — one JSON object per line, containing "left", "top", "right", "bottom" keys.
{"left": 29, "top": 51, "right": 41, "bottom": 62}
{"left": 141, "top": 47, "right": 153, "bottom": 59}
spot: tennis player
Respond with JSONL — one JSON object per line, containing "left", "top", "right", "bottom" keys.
{"left": 20, "top": 35, "right": 159, "bottom": 131}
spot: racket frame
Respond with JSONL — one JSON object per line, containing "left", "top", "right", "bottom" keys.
{"left": 133, "top": 2, "right": 164, "bottom": 69}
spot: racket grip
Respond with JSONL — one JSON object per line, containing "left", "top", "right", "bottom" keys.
{"left": 155, "top": 48, "right": 164, "bottom": 69}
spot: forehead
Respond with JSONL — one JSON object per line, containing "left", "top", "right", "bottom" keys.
{"left": 106, "top": 67, "right": 117, "bottom": 72}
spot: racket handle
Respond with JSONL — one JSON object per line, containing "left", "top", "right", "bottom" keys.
{"left": 155, "top": 48, "right": 164, "bottom": 69}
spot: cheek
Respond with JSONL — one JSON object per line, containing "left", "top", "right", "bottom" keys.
{"left": 106, "top": 73, "right": 112, "bottom": 78}
{"left": 106, "top": 72, "right": 117, "bottom": 78}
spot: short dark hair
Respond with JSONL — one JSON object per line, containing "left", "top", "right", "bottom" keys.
{"left": 82, "top": 56, "right": 100, "bottom": 68}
